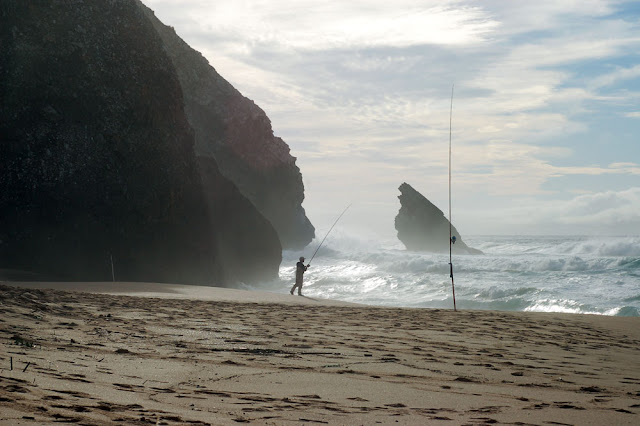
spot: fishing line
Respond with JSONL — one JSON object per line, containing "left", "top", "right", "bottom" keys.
{"left": 308, "top": 203, "right": 352, "bottom": 265}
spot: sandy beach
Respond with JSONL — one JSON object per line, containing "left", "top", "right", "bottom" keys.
{"left": 1, "top": 281, "right": 639, "bottom": 425}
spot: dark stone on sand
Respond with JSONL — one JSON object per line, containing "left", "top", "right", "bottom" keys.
{"left": 395, "top": 183, "right": 482, "bottom": 254}
{"left": 580, "top": 386, "right": 605, "bottom": 393}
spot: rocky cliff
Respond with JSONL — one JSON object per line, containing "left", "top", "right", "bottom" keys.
{"left": 395, "top": 183, "right": 482, "bottom": 254}
{"left": 0, "top": 0, "right": 281, "bottom": 284}
{"left": 138, "top": 2, "right": 315, "bottom": 250}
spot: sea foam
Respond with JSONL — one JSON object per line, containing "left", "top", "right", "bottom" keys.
{"left": 259, "top": 234, "right": 640, "bottom": 316}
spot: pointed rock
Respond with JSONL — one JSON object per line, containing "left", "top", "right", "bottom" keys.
{"left": 395, "top": 183, "right": 482, "bottom": 254}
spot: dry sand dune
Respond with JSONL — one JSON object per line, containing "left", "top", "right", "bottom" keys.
{"left": 1, "top": 281, "right": 639, "bottom": 425}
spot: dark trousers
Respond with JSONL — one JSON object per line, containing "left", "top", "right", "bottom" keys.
{"left": 290, "top": 279, "right": 303, "bottom": 295}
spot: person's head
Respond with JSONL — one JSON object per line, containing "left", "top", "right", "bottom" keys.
{"left": 299, "top": 256, "right": 305, "bottom": 262}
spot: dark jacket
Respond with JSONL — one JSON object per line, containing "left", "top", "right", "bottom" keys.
{"left": 295, "top": 261, "right": 307, "bottom": 284}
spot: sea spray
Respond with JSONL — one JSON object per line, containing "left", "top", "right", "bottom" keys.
{"left": 251, "top": 233, "right": 640, "bottom": 316}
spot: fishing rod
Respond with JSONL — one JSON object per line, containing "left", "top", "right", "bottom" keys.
{"left": 307, "top": 203, "right": 352, "bottom": 265}
{"left": 448, "top": 84, "right": 457, "bottom": 312}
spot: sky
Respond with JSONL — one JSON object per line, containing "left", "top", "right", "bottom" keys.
{"left": 142, "top": 0, "right": 640, "bottom": 238}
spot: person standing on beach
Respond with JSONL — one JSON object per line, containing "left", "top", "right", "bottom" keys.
{"left": 290, "top": 256, "right": 309, "bottom": 295}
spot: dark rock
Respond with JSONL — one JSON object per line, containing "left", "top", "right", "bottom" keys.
{"left": 139, "top": 2, "right": 315, "bottom": 250}
{"left": 0, "top": 0, "right": 281, "bottom": 285}
{"left": 197, "top": 156, "right": 281, "bottom": 284}
{"left": 395, "top": 183, "right": 482, "bottom": 254}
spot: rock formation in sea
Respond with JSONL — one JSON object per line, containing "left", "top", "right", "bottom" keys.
{"left": 0, "top": 0, "right": 282, "bottom": 285}
{"left": 138, "top": 2, "right": 315, "bottom": 250}
{"left": 395, "top": 183, "right": 482, "bottom": 254}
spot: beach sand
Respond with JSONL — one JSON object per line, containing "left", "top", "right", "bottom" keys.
{"left": 1, "top": 281, "right": 639, "bottom": 425}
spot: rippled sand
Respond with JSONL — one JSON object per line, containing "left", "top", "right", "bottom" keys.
{"left": 1, "top": 281, "right": 639, "bottom": 425}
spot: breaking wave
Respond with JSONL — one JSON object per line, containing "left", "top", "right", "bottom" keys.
{"left": 267, "top": 234, "right": 640, "bottom": 316}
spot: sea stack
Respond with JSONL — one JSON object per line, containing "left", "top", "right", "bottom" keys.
{"left": 395, "top": 183, "right": 482, "bottom": 254}
{"left": 0, "top": 0, "right": 286, "bottom": 285}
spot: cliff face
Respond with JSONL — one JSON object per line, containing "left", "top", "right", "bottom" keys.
{"left": 197, "top": 156, "right": 281, "bottom": 284}
{"left": 139, "top": 3, "right": 315, "bottom": 250}
{"left": 0, "top": 0, "right": 281, "bottom": 284}
{"left": 395, "top": 183, "right": 482, "bottom": 254}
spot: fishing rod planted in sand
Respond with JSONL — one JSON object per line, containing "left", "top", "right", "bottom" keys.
{"left": 307, "top": 203, "right": 352, "bottom": 265}
{"left": 448, "top": 84, "right": 457, "bottom": 312}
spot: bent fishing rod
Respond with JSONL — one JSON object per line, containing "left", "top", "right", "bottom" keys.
{"left": 307, "top": 203, "right": 352, "bottom": 265}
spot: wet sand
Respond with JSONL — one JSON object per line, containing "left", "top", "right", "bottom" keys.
{"left": 1, "top": 281, "right": 639, "bottom": 425}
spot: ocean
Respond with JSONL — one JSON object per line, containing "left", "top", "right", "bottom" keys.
{"left": 252, "top": 233, "right": 640, "bottom": 316}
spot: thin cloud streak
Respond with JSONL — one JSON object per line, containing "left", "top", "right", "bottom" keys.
{"left": 146, "top": 0, "right": 499, "bottom": 50}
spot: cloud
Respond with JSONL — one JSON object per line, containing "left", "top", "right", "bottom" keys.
{"left": 145, "top": 0, "right": 499, "bottom": 52}
{"left": 140, "top": 0, "right": 640, "bottom": 236}
{"left": 481, "top": 0, "right": 620, "bottom": 35}
{"left": 590, "top": 64, "right": 640, "bottom": 89}
{"left": 144, "top": 0, "right": 639, "bottom": 142}
{"left": 463, "top": 187, "right": 640, "bottom": 235}
{"left": 541, "top": 187, "right": 640, "bottom": 231}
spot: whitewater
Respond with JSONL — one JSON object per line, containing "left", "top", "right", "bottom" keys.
{"left": 251, "top": 233, "right": 640, "bottom": 317}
